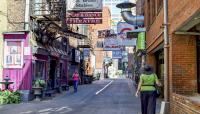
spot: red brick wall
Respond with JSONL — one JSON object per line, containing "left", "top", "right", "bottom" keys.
{"left": 144, "top": 2, "right": 164, "bottom": 53}
{"left": 171, "top": 93, "right": 200, "bottom": 114}
{"left": 168, "top": 0, "right": 200, "bottom": 33}
{"left": 170, "top": 34, "right": 197, "bottom": 95}
{"left": 143, "top": 0, "right": 200, "bottom": 113}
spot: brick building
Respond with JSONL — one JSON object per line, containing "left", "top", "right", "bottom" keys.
{"left": 141, "top": 0, "right": 200, "bottom": 113}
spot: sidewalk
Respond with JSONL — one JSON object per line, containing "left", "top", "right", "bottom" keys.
{"left": 127, "top": 78, "right": 162, "bottom": 114}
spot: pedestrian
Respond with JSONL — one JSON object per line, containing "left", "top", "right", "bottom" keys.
{"left": 72, "top": 70, "right": 80, "bottom": 93}
{"left": 135, "top": 64, "right": 161, "bottom": 114}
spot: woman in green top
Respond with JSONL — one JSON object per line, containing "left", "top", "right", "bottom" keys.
{"left": 135, "top": 64, "right": 161, "bottom": 114}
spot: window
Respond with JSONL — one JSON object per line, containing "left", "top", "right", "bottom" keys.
{"left": 4, "top": 40, "right": 23, "bottom": 68}
{"left": 35, "top": 60, "right": 46, "bottom": 78}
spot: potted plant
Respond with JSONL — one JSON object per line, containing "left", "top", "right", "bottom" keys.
{"left": 32, "top": 78, "right": 46, "bottom": 101}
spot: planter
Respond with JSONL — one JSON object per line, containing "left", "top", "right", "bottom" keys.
{"left": 32, "top": 87, "right": 43, "bottom": 101}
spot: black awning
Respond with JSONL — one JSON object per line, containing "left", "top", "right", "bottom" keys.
{"left": 64, "top": 30, "right": 87, "bottom": 39}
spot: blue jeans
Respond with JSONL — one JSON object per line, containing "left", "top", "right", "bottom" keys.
{"left": 140, "top": 91, "right": 157, "bottom": 114}
{"left": 73, "top": 80, "right": 78, "bottom": 92}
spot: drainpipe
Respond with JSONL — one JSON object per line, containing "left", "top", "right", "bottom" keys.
{"left": 160, "top": 0, "right": 170, "bottom": 113}
{"left": 24, "top": 0, "right": 30, "bottom": 30}
{"left": 163, "top": 0, "right": 169, "bottom": 103}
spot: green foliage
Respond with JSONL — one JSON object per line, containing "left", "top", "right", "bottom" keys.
{"left": 34, "top": 79, "right": 46, "bottom": 88}
{"left": 0, "top": 90, "right": 21, "bottom": 104}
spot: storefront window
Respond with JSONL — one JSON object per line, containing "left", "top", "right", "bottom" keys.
{"left": 35, "top": 60, "right": 46, "bottom": 79}
{"left": 4, "top": 40, "right": 23, "bottom": 68}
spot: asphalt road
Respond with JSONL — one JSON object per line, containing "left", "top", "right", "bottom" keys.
{"left": 0, "top": 78, "right": 161, "bottom": 114}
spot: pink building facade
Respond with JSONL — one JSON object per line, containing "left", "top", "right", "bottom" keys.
{"left": 2, "top": 31, "right": 69, "bottom": 101}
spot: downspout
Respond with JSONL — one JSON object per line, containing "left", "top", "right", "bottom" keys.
{"left": 163, "top": 0, "right": 169, "bottom": 103}
{"left": 160, "top": 0, "right": 170, "bottom": 113}
{"left": 25, "top": 0, "right": 30, "bottom": 30}
{"left": 121, "top": 11, "right": 144, "bottom": 26}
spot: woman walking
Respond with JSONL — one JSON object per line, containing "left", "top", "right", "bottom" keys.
{"left": 72, "top": 70, "right": 80, "bottom": 93}
{"left": 135, "top": 64, "right": 161, "bottom": 114}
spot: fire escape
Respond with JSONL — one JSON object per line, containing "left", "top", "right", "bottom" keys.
{"left": 30, "top": 0, "right": 86, "bottom": 44}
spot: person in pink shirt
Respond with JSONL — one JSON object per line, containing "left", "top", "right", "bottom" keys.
{"left": 72, "top": 70, "right": 80, "bottom": 92}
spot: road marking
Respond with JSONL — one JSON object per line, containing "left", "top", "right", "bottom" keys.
{"left": 95, "top": 80, "right": 113, "bottom": 95}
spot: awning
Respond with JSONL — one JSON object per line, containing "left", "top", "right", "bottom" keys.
{"left": 65, "top": 30, "right": 87, "bottom": 39}
{"left": 47, "top": 46, "right": 60, "bottom": 57}
{"left": 175, "top": 10, "right": 200, "bottom": 35}
{"left": 31, "top": 38, "right": 49, "bottom": 56}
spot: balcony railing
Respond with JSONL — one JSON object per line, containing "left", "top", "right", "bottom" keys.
{"left": 77, "top": 39, "right": 91, "bottom": 48}
{"left": 31, "top": 0, "right": 64, "bottom": 20}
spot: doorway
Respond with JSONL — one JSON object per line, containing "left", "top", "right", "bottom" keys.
{"left": 49, "top": 60, "right": 56, "bottom": 89}
{"left": 197, "top": 37, "right": 200, "bottom": 93}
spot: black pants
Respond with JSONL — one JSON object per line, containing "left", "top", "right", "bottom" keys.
{"left": 140, "top": 91, "right": 157, "bottom": 114}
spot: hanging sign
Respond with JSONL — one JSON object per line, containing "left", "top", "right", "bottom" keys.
{"left": 66, "top": 18, "right": 102, "bottom": 24}
{"left": 67, "top": 12, "right": 102, "bottom": 18}
{"left": 103, "top": 37, "right": 122, "bottom": 51}
{"left": 67, "top": 0, "right": 103, "bottom": 11}
{"left": 112, "top": 50, "right": 122, "bottom": 59}
{"left": 137, "top": 32, "right": 146, "bottom": 50}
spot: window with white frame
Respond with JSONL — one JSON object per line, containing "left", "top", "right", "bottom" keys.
{"left": 4, "top": 40, "right": 23, "bottom": 68}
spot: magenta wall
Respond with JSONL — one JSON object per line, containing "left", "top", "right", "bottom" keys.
{"left": 3, "top": 33, "right": 32, "bottom": 90}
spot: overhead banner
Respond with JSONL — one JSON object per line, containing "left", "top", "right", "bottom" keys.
{"left": 137, "top": 32, "right": 146, "bottom": 50}
{"left": 66, "top": 0, "right": 103, "bottom": 11}
{"left": 98, "top": 29, "right": 114, "bottom": 38}
{"left": 117, "top": 22, "right": 135, "bottom": 39}
{"left": 103, "top": 37, "right": 121, "bottom": 51}
{"left": 117, "top": 22, "right": 136, "bottom": 46}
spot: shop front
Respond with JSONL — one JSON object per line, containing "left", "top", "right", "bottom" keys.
{"left": 2, "top": 31, "right": 32, "bottom": 91}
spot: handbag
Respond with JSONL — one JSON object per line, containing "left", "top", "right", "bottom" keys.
{"left": 155, "top": 85, "right": 161, "bottom": 98}
{"left": 153, "top": 74, "right": 161, "bottom": 98}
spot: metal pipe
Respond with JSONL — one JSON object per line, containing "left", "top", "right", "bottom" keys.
{"left": 163, "top": 0, "right": 169, "bottom": 102}
{"left": 121, "top": 11, "right": 144, "bottom": 25}
{"left": 25, "top": 0, "right": 30, "bottom": 30}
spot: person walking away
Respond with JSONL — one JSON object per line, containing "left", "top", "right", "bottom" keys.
{"left": 72, "top": 71, "right": 80, "bottom": 93}
{"left": 135, "top": 64, "right": 161, "bottom": 114}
